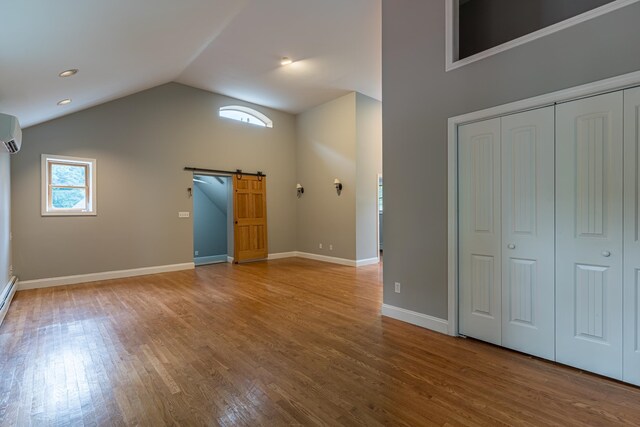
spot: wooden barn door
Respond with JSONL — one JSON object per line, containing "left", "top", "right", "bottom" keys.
{"left": 233, "top": 174, "right": 268, "bottom": 263}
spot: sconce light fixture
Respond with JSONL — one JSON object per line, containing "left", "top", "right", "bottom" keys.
{"left": 296, "top": 183, "right": 304, "bottom": 198}
{"left": 334, "top": 178, "right": 343, "bottom": 195}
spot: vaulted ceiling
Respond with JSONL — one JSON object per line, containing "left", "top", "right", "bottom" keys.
{"left": 0, "top": 0, "right": 381, "bottom": 128}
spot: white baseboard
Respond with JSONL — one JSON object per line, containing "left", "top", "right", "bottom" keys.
{"left": 18, "top": 262, "right": 195, "bottom": 291}
{"left": 227, "top": 256, "right": 234, "bottom": 263}
{"left": 356, "top": 257, "right": 380, "bottom": 267}
{"left": 0, "top": 276, "right": 18, "bottom": 327}
{"left": 381, "top": 304, "right": 449, "bottom": 335}
{"left": 295, "top": 252, "right": 357, "bottom": 267}
{"left": 267, "top": 252, "right": 298, "bottom": 260}
{"left": 194, "top": 255, "right": 228, "bottom": 266}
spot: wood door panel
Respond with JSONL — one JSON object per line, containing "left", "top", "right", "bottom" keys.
{"left": 233, "top": 175, "right": 268, "bottom": 262}
{"left": 556, "top": 91, "right": 623, "bottom": 379}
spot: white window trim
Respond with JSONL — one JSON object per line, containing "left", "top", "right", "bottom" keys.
{"left": 41, "top": 154, "right": 97, "bottom": 216}
{"left": 445, "top": 0, "right": 640, "bottom": 71}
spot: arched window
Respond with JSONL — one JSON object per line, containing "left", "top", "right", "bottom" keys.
{"left": 219, "top": 105, "right": 273, "bottom": 128}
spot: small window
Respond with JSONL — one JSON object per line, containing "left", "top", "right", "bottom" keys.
{"left": 41, "top": 154, "right": 96, "bottom": 216}
{"left": 219, "top": 105, "right": 273, "bottom": 128}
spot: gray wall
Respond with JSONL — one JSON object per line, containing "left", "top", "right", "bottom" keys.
{"left": 382, "top": 1, "right": 640, "bottom": 319}
{"left": 193, "top": 181, "right": 227, "bottom": 257}
{"left": 295, "top": 92, "right": 382, "bottom": 261}
{"left": 355, "top": 93, "right": 382, "bottom": 261}
{"left": 0, "top": 152, "right": 10, "bottom": 287}
{"left": 12, "top": 83, "right": 297, "bottom": 280}
{"left": 296, "top": 93, "right": 358, "bottom": 260}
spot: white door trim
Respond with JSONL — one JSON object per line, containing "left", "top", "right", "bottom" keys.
{"left": 447, "top": 69, "right": 640, "bottom": 337}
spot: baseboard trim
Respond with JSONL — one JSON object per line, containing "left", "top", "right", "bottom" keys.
{"left": 356, "top": 257, "right": 380, "bottom": 267}
{"left": 194, "top": 255, "right": 228, "bottom": 266}
{"left": 381, "top": 304, "right": 449, "bottom": 335}
{"left": 295, "top": 252, "right": 357, "bottom": 267}
{"left": 227, "top": 256, "right": 234, "bottom": 263}
{"left": 18, "top": 263, "right": 195, "bottom": 291}
{"left": 0, "top": 276, "right": 18, "bottom": 327}
{"left": 267, "top": 252, "right": 298, "bottom": 260}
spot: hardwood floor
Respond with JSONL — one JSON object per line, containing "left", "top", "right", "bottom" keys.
{"left": 2, "top": 258, "right": 640, "bottom": 426}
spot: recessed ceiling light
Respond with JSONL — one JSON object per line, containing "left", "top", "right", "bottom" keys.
{"left": 59, "top": 69, "right": 78, "bottom": 78}
{"left": 57, "top": 98, "right": 72, "bottom": 106}
{"left": 280, "top": 57, "right": 293, "bottom": 66}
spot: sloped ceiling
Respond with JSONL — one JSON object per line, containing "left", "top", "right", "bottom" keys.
{"left": 0, "top": 0, "right": 380, "bottom": 128}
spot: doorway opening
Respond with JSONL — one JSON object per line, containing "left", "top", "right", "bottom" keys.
{"left": 192, "top": 174, "right": 233, "bottom": 266}
{"left": 378, "top": 174, "right": 383, "bottom": 260}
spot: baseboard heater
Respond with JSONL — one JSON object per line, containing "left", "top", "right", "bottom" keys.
{"left": 0, "top": 276, "right": 18, "bottom": 327}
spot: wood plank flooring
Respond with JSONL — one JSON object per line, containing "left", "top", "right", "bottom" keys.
{"left": 2, "top": 258, "right": 640, "bottom": 426}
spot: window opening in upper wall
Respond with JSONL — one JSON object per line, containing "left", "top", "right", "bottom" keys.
{"left": 219, "top": 106, "right": 273, "bottom": 128}
{"left": 446, "top": 0, "right": 632, "bottom": 71}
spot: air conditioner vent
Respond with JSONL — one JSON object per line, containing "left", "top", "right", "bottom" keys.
{"left": 3, "top": 139, "right": 18, "bottom": 154}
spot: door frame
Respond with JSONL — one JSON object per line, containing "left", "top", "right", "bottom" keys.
{"left": 377, "top": 173, "right": 383, "bottom": 259}
{"left": 447, "top": 69, "right": 640, "bottom": 337}
{"left": 191, "top": 172, "right": 234, "bottom": 264}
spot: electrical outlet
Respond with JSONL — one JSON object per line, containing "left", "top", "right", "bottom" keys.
{"left": 394, "top": 282, "right": 401, "bottom": 293}
{"left": 329, "top": 244, "right": 333, "bottom": 251}
{"left": 195, "top": 251, "right": 199, "bottom": 256}
{"left": 319, "top": 243, "right": 323, "bottom": 249}
{"left": 178, "top": 212, "right": 190, "bottom": 218}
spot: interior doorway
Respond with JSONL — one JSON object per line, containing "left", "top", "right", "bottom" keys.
{"left": 192, "top": 174, "right": 233, "bottom": 265}
{"left": 378, "top": 174, "right": 383, "bottom": 259}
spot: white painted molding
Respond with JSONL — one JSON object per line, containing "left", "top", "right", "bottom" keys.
{"left": 0, "top": 276, "right": 18, "bottom": 326}
{"left": 447, "top": 117, "right": 459, "bottom": 337}
{"left": 18, "top": 263, "right": 195, "bottom": 290}
{"left": 267, "top": 252, "right": 298, "bottom": 260}
{"left": 381, "top": 304, "right": 449, "bottom": 335}
{"left": 356, "top": 257, "right": 380, "bottom": 267}
{"left": 227, "top": 256, "right": 234, "bottom": 263}
{"left": 194, "top": 255, "right": 228, "bottom": 266}
{"left": 445, "top": 0, "right": 640, "bottom": 71}
{"left": 447, "top": 69, "right": 640, "bottom": 338}
{"left": 295, "top": 252, "right": 357, "bottom": 267}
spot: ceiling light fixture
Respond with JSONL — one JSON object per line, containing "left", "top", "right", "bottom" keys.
{"left": 58, "top": 69, "right": 78, "bottom": 78}
{"left": 280, "top": 57, "right": 293, "bottom": 66}
{"left": 57, "top": 98, "right": 72, "bottom": 106}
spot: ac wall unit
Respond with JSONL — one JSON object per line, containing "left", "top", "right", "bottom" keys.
{"left": 0, "top": 113, "right": 22, "bottom": 154}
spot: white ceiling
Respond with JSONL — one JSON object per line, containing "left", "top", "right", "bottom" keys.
{"left": 0, "top": 0, "right": 381, "bottom": 128}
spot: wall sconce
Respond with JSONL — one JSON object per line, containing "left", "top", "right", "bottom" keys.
{"left": 334, "top": 178, "right": 343, "bottom": 195}
{"left": 296, "top": 183, "right": 304, "bottom": 198}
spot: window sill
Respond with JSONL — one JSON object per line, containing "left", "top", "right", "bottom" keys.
{"left": 41, "top": 211, "right": 97, "bottom": 217}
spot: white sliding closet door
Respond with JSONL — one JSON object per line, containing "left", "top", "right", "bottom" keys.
{"left": 556, "top": 91, "right": 624, "bottom": 379}
{"left": 459, "top": 118, "right": 502, "bottom": 345}
{"left": 501, "top": 107, "right": 555, "bottom": 360}
{"left": 624, "top": 87, "right": 640, "bottom": 386}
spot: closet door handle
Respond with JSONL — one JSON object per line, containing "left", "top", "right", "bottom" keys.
{"left": 602, "top": 250, "right": 611, "bottom": 257}
{"left": 507, "top": 244, "right": 516, "bottom": 250}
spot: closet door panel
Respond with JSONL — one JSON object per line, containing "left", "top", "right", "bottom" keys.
{"left": 556, "top": 91, "right": 623, "bottom": 379}
{"left": 459, "top": 118, "right": 502, "bottom": 344}
{"left": 501, "top": 106, "right": 555, "bottom": 360}
{"left": 623, "top": 86, "right": 640, "bottom": 385}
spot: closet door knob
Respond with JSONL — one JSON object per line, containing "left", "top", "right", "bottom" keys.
{"left": 507, "top": 244, "right": 516, "bottom": 250}
{"left": 602, "top": 250, "right": 611, "bottom": 257}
